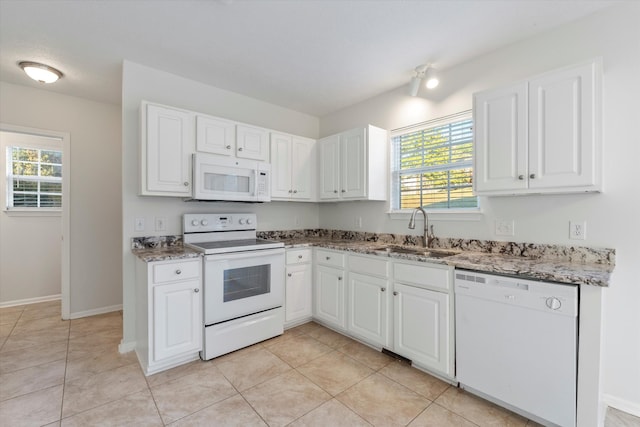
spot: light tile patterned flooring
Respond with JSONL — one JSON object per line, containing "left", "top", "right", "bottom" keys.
{"left": 0, "top": 301, "right": 636, "bottom": 426}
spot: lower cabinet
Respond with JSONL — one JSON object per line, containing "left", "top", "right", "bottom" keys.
{"left": 285, "top": 248, "right": 313, "bottom": 327}
{"left": 136, "top": 257, "right": 203, "bottom": 376}
{"left": 314, "top": 265, "right": 346, "bottom": 330}
{"left": 309, "top": 250, "right": 454, "bottom": 379}
{"left": 347, "top": 272, "right": 391, "bottom": 348}
{"left": 393, "top": 282, "right": 450, "bottom": 375}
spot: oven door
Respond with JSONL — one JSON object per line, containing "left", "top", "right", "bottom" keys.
{"left": 203, "top": 248, "right": 284, "bottom": 325}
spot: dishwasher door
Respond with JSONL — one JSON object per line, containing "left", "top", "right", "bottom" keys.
{"left": 455, "top": 271, "right": 578, "bottom": 427}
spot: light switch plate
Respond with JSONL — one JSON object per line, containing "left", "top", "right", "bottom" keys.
{"left": 134, "top": 217, "right": 145, "bottom": 232}
{"left": 155, "top": 217, "right": 166, "bottom": 232}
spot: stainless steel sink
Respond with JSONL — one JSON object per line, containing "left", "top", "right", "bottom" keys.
{"left": 382, "top": 245, "right": 459, "bottom": 258}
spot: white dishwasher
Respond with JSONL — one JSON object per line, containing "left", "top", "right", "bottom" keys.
{"left": 455, "top": 270, "right": 578, "bottom": 427}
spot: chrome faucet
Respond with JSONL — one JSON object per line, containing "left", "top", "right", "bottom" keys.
{"left": 408, "top": 207, "right": 435, "bottom": 248}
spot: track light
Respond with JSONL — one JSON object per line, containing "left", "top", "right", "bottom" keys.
{"left": 18, "top": 61, "right": 63, "bottom": 84}
{"left": 408, "top": 64, "right": 439, "bottom": 96}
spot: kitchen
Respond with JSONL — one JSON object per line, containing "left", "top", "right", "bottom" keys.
{"left": 1, "top": 1, "right": 639, "bottom": 426}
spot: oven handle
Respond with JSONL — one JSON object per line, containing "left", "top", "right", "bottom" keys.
{"left": 205, "top": 248, "right": 284, "bottom": 261}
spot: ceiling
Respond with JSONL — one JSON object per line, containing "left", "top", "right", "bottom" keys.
{"left": 0, "top": 0, "right": 616, "bottom": 117}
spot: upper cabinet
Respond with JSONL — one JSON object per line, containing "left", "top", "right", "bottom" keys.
{"left": 473, "top": 60, "right": 602, "bottom": 195}
{"left": 140, "top": 102, "right": 194, "bottom": 197}
{"left": 196, "top": 115, "right": 269, "bottom": 162}
{"left": 318, "top": 125, "right": 388, "bottom": 201}
{"left": 270, "top": 132, "right": 316, "bottom": 201}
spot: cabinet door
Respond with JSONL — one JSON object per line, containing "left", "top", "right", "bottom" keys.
{"left": 144, "top": 104, "right": 194, "bottom": 195}
{"left": 285, "top": 263, "right": 312, "bottom": 323}
{"left": 270, "top": 133, "right": 293, "bottom": 199}
{"left": 347, "top": 272, "right": 390, "bottom": 348}
{"left": 318, "top": 134, "right": 341, "bottom": 200}
{"left": 196, "top": 115, "right": 236, "bottom": 156}
{"left": 291, "top": 136, "right": 314, "bottom": 200}
{"left": 341, "top": 128, "right": 367, "bottom": 199}
{"left": 237, "top": 124, "right": 269, "bottom": 161}
{"left": 529, "top": 62, "right": 599, "bottom": 190}
{"left": 314, "top": 265, "right": 345, "bottom": 329}
{"left": 153, "top": 279, "right": 202, "bottom": 362}
{"left": 473, "top": 83, "right": 528, "bottom": 193}
{"left": 393, "top": 283, "right": 450, "bottom": 375}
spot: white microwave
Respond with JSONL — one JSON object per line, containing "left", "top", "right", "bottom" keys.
{"left": 192, "top": 153, "right": 271, "bottom": 202}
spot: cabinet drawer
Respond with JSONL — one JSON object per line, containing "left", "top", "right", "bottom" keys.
{"left": 349, "top": 255, "right": 389, "bottom": 277}
{"left": 286, "top": 248, "right": 312, "bottom": 265}
{"left": 153, "top": 259, "right": 201, "bottom": 284}
{"left": 394, "top": 262, "right": 451, "bottom": 291}
{"left": 315, "top": 249, "right": 345, "bottom": 268}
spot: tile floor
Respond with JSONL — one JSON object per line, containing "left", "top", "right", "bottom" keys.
{"left": 0, "top": 300, "right": 637, "bottom": 427}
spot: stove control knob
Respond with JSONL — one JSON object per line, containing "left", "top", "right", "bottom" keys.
{"left": 545, "top": 297, "right": 562, "bottom": 310}
{"left": 246, "top": 218, "right": 253, "bottom": 225}
{"left": 238, "top": 218, "right": 245, "bottom": 225}
{"left": 200, "top": 219, "right": 208, "bottom": 226}
{"left": 191, "top": 219, "right": 199, "bottom": 226}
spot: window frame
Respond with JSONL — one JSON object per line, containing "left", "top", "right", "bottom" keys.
{"left": 388, "top": 111, "right": 481, "bottom": 220}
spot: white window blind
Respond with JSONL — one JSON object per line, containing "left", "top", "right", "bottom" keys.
{"left": 6, "top": 146, "right": 63, "bottom": 209}
{"left": 391, "top": 111, "right": 477, "bottom": 211}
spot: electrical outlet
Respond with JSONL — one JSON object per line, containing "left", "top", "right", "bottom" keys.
{"left": 134, "top": 217, "right": 145, "bottom": 232}
{"left": 354, "top": 217, "right": 362, "bottom": 228}
{"left": 569, "top": 221, "right": 586, "bottom": 240}
{"left": 294, "top": 216, "right": 301, "bottom": 227}
{"left": 155, "top": 217, "right": 166, "bottom": 232}
{"left": 495, "top": 219, "right": 515, "bottom": 236}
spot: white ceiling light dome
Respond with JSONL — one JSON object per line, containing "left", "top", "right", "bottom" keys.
{"left": 18, "top": 61, "right": 63, "bottom": 83}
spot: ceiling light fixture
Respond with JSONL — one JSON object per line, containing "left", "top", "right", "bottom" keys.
{"left": 408, "top": 64, "right": 439, "bottom": 96}
{"left": 18, "top": 61, "right": 63, "bottom": 84}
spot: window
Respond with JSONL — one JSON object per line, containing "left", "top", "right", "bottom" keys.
{"left": 391, "top": 111, "right": 477, "bottom": 211}
{"left": 6, "top": 146, "right": 63, "bottom": 209}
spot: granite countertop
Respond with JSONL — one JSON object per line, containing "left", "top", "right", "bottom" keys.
{"left": 131, "top": 231, "right": 615, "bottom": 287}
{"left": 132, "top": 245, "right": 201, "bottom": 263}
{"left": 278, "top": 237, "right": 614, "bottom": 287}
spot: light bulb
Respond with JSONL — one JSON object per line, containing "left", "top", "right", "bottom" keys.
{"left": 19, "top": 62, "right": 63, "bottom": 84}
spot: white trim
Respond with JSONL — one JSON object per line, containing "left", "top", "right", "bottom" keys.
{"left": 0, "top": 123, "right": 71, "bottom": 320}
{"left": 69, "top": 304, "right": 122, "bottom": 320}
{"left": 3, "top": 209, "right": 61, "bottom": 217}
{"left": 388, "top": 209, "right": 483, "bottom": 221}
{"left": 602, "top": 394, "right": 640, "bottom": 419}
{"left": 0, "top": 294, "right": 61, "bottom": 308}
{"left": 119, "top": 340, "right": 136, "bottom": 354}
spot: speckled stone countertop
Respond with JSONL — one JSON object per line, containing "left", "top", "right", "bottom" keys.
{"left": 131, "top": 230, "right": 615, "bottom": 287}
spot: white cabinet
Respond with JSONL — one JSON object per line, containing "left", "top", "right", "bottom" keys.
{"left": 196, "top": 115, "right": 236, "bottom": 156}
{"left": 392, "top": 261, "right": 453, "bottom": 377}
{"left": 313, "top": 249, "right": 346, "bottom": 330}
{"left": 474, "top": 60, "right": 602, "bottom": 195}
{"left": 285, "top": 248, "right": 313, "bottom": 327}
{"left": 140, "top": 102, "right": 194, "bottom": 196}
{"left": 318, "top": 125, "right": 388, "bottom": 201}
{"left": 196, "top": 116, "right": 269, "bottom": 162}
{"left": 271, "top": 133, "right": 316, "bottom": 200}
{"left": 393, "top": 283, "right": 450, "bottom": 375}
{"left": 136, "top": 257, "right": 202, "bottom": 375}
{"left": 236, "top": 124, "right": 269, "bottom": 161}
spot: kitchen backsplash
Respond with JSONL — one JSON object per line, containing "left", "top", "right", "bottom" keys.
{"left": 131, "top": 229, "right": 615, "bottom": 265}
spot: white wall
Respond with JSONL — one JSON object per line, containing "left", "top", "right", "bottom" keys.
{"left": 0, "top": 82, "right": 122, "bottom": 316}
{"left": 319, "top": 3, "right": 640, "bottom": 414}
{"left": 121, "top": 61, "right": 321, "bottom": 348}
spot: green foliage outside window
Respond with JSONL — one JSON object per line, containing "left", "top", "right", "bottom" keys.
{"left": 392, "top": 114, "right": 477, "bottom": 210}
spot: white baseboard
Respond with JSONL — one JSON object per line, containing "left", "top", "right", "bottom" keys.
{"left": 602, "top": 394, "right": 640, "bottom": 418}
{"left": 119, "top": 340, "right": 136, "bottom": 354}
{"left": 0, "top": 294, "right": 61, "bottom": 308}
{"left": 69, "top": 304, "right": 122, "bottom": 319}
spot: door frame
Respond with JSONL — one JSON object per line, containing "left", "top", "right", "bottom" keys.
{"left": 0, "top": 123, "right": 71, "bottom": 319}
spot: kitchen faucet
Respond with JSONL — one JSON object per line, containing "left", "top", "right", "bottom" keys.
{"left": 408, "top": 207, "right": 435, "bottom": 248}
